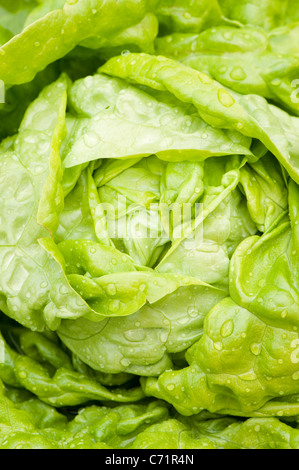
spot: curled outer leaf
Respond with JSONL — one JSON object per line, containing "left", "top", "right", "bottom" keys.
{"left": 100, "top": 53, "right": 299, "bottom": 183}
{"left": 0, "top": 0, "right": 154, "bottom": 86}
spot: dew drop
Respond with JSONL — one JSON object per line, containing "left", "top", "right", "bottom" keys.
{"left": 198, "top": 72, "right": 212, "bottom": 84}
{"left": 124, "top": 329, "right": 146, "bottom": 342}
{"left": 250, "top": 343, "right": 261, "bottom": 356}
{"left": 76, "top": 297, "right": 86, "bottom": 307}
{"left": 33, "top": 165, "right": 44, "bottom": 175}
{"left": 59, "top": 285, "right": 69, "bottom": 295}
{"left": 223, "top": 31, "right": 233, "bottom": 41}
{"left": 218, "top": 88, "right": 235, "bottom": 108}
{"left": 187, "top": 307, "right": 198, "bottom": 318}
{"left": 292, "top": 371, "right": 299, "bottom": 381}
{"left": 230, "top": 66, "right": 246, "bottom": 81}
{"left": 241, "top": 371, "right": 257, "bottom": 381}
{"left": 83, "top": 133, "right": 99, "bottom": 148}
{"left": 107, "top": 284, "right": 116, "bottom": 296}
{"left": 220, "top": 319, "right": 234, "bottom": 337}
{"left": 160, "top": 332, "right": 168, "bottom": 342}
{"left": 214, "top": 341, "right": 223, "bottom": 351}
{"left": 218, "top": 65, "right": 228, "bottom": 74}
{"left": 109, "top": 299, "right": 120, "bottom": 312}
{"left": 167, "top": 384, "right": 175, "bottom": 391}
{"left": 120, "top": 358, "right": 130, "bottom": 367}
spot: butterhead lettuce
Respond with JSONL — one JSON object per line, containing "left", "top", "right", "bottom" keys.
{"left": 0, "top": 0, "right": 299, "bottom": 450}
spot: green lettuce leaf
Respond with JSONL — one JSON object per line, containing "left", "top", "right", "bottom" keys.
{"left": 1, "top": 374, "right": 299, "bottom": 448}
{"left": 62, "top": 73, "right": 252, "bottom": 168}
{"left": 238, "top": 153, "right": 288, "bottom": 233}
{"left": 140, "top": 183, "right": 299, "bottom": 417}
{"left": 157, "top": 157, "right": 256, "bottom": 288}
{"left": 218, "top": 0, "right": 299, "bottom": 30}
{"left": 1, "top": 0, "right": 299, "bottom": 450}
{"left": 155, "top": 0, "right": 234, "bottom": 35}
{"left": 100, "top": 52, "right": 299, "bottom": 183}
{"left": 0, "top": 328, "right": 145, "bottom": 407}
{"left": 0, "top": 0, "right": 154, "bottom": 86}
{"left": 155, "top": 25, "right": 299, "bottom": 116}
{"left": 0, "top": 0, "right": 38, "bottom": 41}
{"left": 58, "top": 282, "right": 226, "bottom": 376}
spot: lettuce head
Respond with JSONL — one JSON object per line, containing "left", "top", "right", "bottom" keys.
{"left": 0, "top": 0, "right": 299, "bottom": 450}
